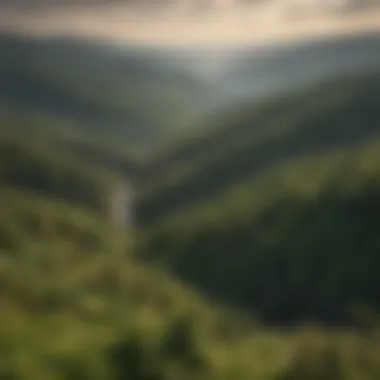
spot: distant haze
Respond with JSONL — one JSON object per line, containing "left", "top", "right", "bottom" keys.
{"left": 0, "top": 1, "right": 379, "bottom": 45}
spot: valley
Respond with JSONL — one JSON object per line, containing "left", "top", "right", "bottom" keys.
{"left": 1, "top": 28, "right": 380, "bottom": 380}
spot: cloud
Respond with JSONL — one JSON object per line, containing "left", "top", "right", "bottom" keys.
{"left": 0, "top": 1, "right": 379, "bottom": 45}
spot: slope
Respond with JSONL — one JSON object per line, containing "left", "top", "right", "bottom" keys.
{"left": 141, "top": 136, "right": 380, "bottom": 324}
{"left": 0, "top": 183, "right": 317, "bottom": 380}
{"left": 0, "top": 33, "right": 208, "bottom": 154}
{"left": 0, "top": 134, "right": 125, "bottom": 219}
{"left": 2, "top": 86, "right": 380, "bottom": 380}
{"left": 4, "top": 176, "right": 380, "bottom": 380}
{"left": 138, "top": 71, "right": 380, "bottom": 226}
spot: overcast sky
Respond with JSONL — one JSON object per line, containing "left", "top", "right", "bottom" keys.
{"left": 0, "top": 1, "right": 379, "bottom": 45}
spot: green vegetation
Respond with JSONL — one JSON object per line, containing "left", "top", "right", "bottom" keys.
{"left": 0, "top": 33, "right": 207, "bottom": 155}
{"left": 141, "top": 138, "right": 380, "bottom": 324}
{"left": 0, "top": 187, "right": 252, "bottom": 380}
{"left": 0, "top": 135, "right": 123, "bottom": 218}
{"left": 3, "top": 174, "right": 380, "bottom": 380}
{"left": 138, "top": 72, "right": 380, "bottom": 225}
{"left": 2, "top": 31, "right": 380, "bottom": 380}
{"left": 138, "top": 71, "right": 380, "bottom": 326}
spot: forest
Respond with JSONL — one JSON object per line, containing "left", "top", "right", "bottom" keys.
{"left": 1, "top": 31, "right": 380, "bottom": 380}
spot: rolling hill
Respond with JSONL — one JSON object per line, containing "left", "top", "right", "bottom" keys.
{"left": 0, "top": 33, "right": 210, "bottom": 155}
{"left": 2, "top": 134, "right": 380, "bottom": 380}
{"left": 135, "top": 65, "right": 380, "bottom": 326}
{"left": 2, "top": 29, "right": 380, "bottom": 380}
{"left": 0, "top": 185, "right": 259, "bottom": 380}
{"left": 141, "top": 133, "right": 380, "bottom": 324}
{"left": 2, "top": 32, "right": 380, "bottom": 159}
{"left": 138, "top": 70, "right": 380, "bottom": 225}
{"left": 223, "top": 32, "right": 380, "bottom": 101}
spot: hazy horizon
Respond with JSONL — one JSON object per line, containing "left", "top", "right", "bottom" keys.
{"left": 0, "top": 1, "right": 379, "bottom": 46}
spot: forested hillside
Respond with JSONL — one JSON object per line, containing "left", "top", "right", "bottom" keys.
{"left": 141, "top": 135, "right": 380, "bottom": 322}
{"left": 138, "top": 71, "right": 380, "bottom": 225}
{"left": 0, "top": 136, "right": 123, "bottom": 216}
{"left": 0, "top": 187, "right": 260, "bottom": 380}
{"left": 0, "top": 33, "right": 208, "bottom": 155}
{"left": 2, "top": 30, "right": 380, "bottom": 380}
{"left": 137, "top": 67, "right": 380, "bottom": 326}
{"left": 3, "top": 148, "right": 380, "bottom": 380}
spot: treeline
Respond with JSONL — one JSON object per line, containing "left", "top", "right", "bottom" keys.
{"left": 57, "top": 138, "right": 145, "bottom": 182}
{"left": 2, "top": 33, "right": 380, "bottom": 380}
{"left": 0, "top": 135, "right": 122, "bottom": 218}
{"left": 141, "top": 138, "right": 380, "bottom": 325}
{"left": 2, "top": 186, "right": 380, "bottom": 380}
{"left": 0, "top": 33, "right": 206, "bottom": 153}
{"left": 0, "top": 186, "right": 287, "bottom": 380}
{"left": 137, "top": 72, "right": 380, "bottom": 226}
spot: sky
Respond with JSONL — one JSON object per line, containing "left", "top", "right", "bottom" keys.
{"left": 0, "top": 1, "right": 379, "bottom": 45}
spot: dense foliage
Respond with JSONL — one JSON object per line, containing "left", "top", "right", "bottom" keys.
{"left": 138, "top": 72, "right": 380, "bottom": 225}
{"left": 141, "top": 138, "right": 380, "bottom": 324}
{"left": 3, "top": 184, "right": 380, "bottom": 380}
{"left": 139, "top": 72, "right": 380, "bottom": 324}
{"left": 2, "top": 31, "right": 380, "bottom": 380}
{"left": 0, "top": 136, "right": 121, "bottom": 217}
{"left": 0, "top": 33, "right": 207, "bottom": 154}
